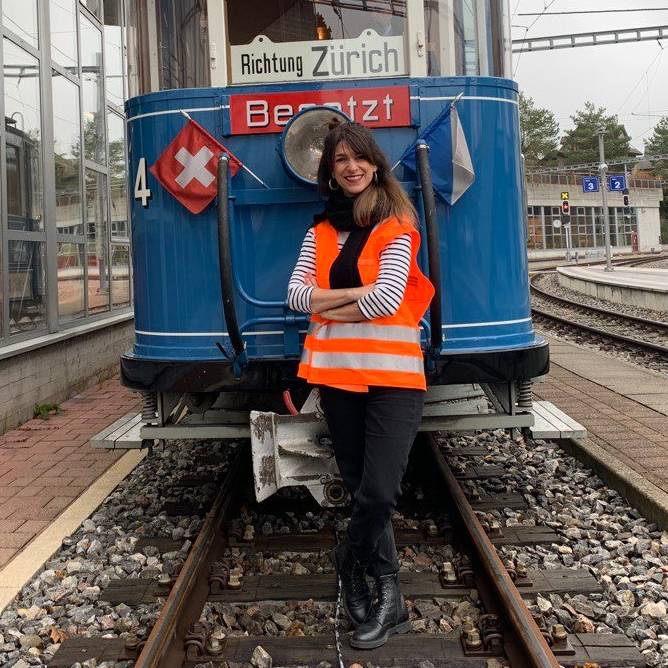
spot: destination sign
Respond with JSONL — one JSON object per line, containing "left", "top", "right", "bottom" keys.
{"left": 230, "top": 31, "right": 407, "bottom": 84}
{"left": 229, "top": 86, "right": 411, "bottom": 135}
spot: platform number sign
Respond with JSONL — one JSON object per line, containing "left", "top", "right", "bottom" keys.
{"left": 582, "top": 176, "right": 599, "bottom": 193}
{"left": 134, "top": 157, "right": 152, "bottom": 208}
{"left": 607, "top": 175, "right": 626, "bottom": 192}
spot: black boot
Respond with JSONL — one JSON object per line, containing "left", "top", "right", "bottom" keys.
{"left": 332, "top": 543, "right": 372, "bottom": 627}
{"left": 350, "top": 571, "right": 410, "bottom": 649}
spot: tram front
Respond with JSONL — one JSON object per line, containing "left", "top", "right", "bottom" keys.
{"left": 121, "top": 1, "right": 548, "bottom": 419}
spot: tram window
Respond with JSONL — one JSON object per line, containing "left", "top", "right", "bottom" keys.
{"left": 225, "top": 0, "right": 408, "bottom": 84}
{"left": 454, "top": 0, "right": 479, "bottom": 76}
{"left": 156, "top": 0, "right": 210, "bottom": 90}
{"left": 424, "top": 0, "right": 509, "bottom": 77}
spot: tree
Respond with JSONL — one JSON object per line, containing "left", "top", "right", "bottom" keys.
{"left": 560, "top": 102, "right": 631, "bottom": 165}
{"left": 519, "top": 93, "right": 560, "bottom": 166}
{"left": 644, "top": 117, "right": 668, "bottom": 242}
{"left": 645, "top": 116, "right": 668, "bottom": 180}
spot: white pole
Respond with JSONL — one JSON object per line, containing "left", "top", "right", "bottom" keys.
{"left": 597, "top": 127, "right": 613, "bottom": 271}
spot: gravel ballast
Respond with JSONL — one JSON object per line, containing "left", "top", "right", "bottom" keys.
{"left": 0, "top": 440, "right": 239, "bottom": 667}
{"left": 440, "top": 430, "right": 668, "bottom": 668}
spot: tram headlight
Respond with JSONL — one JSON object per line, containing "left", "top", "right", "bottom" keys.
{"left": 280, "top": 107, "right": 351, "bottom": 186}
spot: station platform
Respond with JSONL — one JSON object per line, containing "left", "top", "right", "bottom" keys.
{"left": 557, "top": 264, "right": 668, "bottom": 311}
{"left": 0, "top": 379, "right": 141, "bottom": 610}
{"left": 534, "top": 333, "right": 668, "bottom": 528}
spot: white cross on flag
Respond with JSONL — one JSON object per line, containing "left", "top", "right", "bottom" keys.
{"left": 150, "top": 118, "right": 241, "bottom": 214}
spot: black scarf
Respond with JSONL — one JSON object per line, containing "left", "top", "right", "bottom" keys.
{"left": 315, "top": 189, "right": 374, "bottom": 289}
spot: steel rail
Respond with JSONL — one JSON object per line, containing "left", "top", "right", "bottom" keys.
{"left": 133, "top": 448, "right": 246, "bottom": 668}
{"left": 532, "top": 306, "right": 668, "bottom": 356}
{"left": 425, "top": 434, "right": 561, "bottom": 668}
{"left": 528, "top": 253, "right": 668, "bottom": 274}
{"left": 530, "top": 273, "right": 668, "bottom": 331}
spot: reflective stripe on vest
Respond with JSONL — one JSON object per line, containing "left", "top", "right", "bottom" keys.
{"left": 298, "top": 217, "right": 434, "bottom": 391}
{"left": 309, "top": 351, "right": 424, "bottom": 374}
{"left": 307, "top": 321, "right": 421, "bottom": 344}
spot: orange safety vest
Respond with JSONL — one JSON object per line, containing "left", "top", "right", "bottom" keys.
{"left": 297, "top": 216, "right": 435, "bottom": 390}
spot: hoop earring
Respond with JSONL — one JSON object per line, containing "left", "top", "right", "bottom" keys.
{"left": 329, "top": 178, "right": 339, "bottom": 191}
{"left": 373, "top": 171, "right": 379, "bottom": 184}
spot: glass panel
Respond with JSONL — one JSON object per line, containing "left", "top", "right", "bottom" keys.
{"left": 526, "top": 206, "right": 543, "bottom": 250}
{"left": 424, "top": 0, "right": 449, "bottom": 76}
{"left": 155, "top": 0, "right": 210, "bottom": 89}
{"left": 104, "top": 0, "right": 125, "bottom": 105}
{"left": 126, "top": 0, "right": 149, "bottom": 97}
{"left": 111, "top": 244, "right": 131, "bottom": 308}
{"left": 226, "top": 0, "right": 407, "bottom": 84}
{"left": 454, "top": 0, "right": 478, "bottom": 75}
{"left": 50, "top": 0, "right": 78, "bottom": 70}
{"left": 8, "top": 240, "right": 46, "bottom": 335}
{"left": 53, "top": 72, "right": 84, "bottom": 235}
{"left": 57, "top": 242, "right": 86, "bottom": 322}
{"left": 86, "top": 170, "right": 110, "bottom": 313}
{"left": 4, "top": 39, "right": 43, "bottom": 232}
{"left": 80, "top": 15, "right": 106, "bottom": 164}
{"left": 80, "top": 0, "right": 103, "bottom": 20}
{"left": 2, "top": 0, "right": 38, "bottom": 48}
{"left": 108, "top": 112, "right": 129, "bottom": 241}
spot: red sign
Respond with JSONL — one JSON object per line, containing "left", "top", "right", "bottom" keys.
{"left": 150, "top": 119, "right": 241, "bottom": 214}
{"left": 229, "top": 86, "right": 411, "bottom": 135}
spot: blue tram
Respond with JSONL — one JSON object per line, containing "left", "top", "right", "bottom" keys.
{"left": 121, "top": 0, "right": 548, "bottom": 424}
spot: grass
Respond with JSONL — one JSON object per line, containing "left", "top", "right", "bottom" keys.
{"left": 33, "top": 402, "right": 60, "bottom": 420}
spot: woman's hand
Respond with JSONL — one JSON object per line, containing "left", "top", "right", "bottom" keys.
{"left": 348, "top": 283, "right": 376, "bottom": 300}
{"left": 304, "top": 272, "right": 318, "bottom": 287}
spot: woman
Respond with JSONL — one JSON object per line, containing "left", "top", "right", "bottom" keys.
{"left": 287, "top": 121, "right": 434, "bottom": 649}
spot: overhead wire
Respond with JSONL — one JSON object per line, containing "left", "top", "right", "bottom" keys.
{"left": 513, "top": 0, "right": 560, "bottom": 76}
{"left": 614, "top": 43, "right": 664, "bottom": 116}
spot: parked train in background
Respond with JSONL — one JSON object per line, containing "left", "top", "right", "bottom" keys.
{"left": 121, "top": 0, "right": 548, "bottom": 504}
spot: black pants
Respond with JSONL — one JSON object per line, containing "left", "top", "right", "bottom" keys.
{"left": 319, "top": 385, "right": 424, "bottom": 577}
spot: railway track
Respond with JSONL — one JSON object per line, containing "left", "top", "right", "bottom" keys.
{"left": 47, "top": 436, "right": 645, "bottom": 668}
{"left": 530, "top": 272, "right": 668, "bottom": 362}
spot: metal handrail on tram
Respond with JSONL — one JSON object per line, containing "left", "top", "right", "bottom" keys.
{"left": 416, "top": 142, "right": 443, "bottom": 358}
{"left": 217, "top": 155, "right": 247, "bottom": 372}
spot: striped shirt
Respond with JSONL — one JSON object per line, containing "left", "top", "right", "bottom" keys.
{"left": 287, "top": 227, "right": 412, "bottom": 319}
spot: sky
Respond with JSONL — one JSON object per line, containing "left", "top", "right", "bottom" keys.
{"left": 511, "top": 0, "right": 668, "bottom": 151}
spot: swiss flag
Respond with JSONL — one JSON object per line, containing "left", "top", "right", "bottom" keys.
{"left": 150, "top": 118, "right": 241, "bottom": 214}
